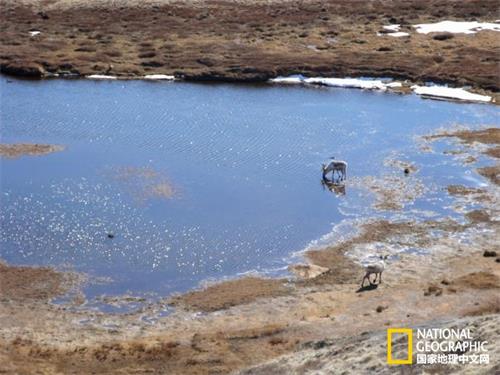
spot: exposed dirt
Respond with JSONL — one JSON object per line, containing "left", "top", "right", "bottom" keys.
{"left": 478, "top": 165, "right": 500, "bottom": 186}
{"left": 308, "top": 218, "right": 464, "bottom": 261}
{"left": 0, "top": 143, "right": 64, "bottom": 158}
{"left": 433, "top": 127, "right": 500, "bottom": 145}
{"left": 447, "top": 184, "right": 487, "bottom": 196}
{"left": 0, "top": 261, "right": 75, "bottom": 301}
{"left": 288, "top": 263, "right": 329, "bottom": 279}
{"left": 351, "top": 174, "right": 425, "bottom": 211}
{"left": 424, "top": 127, "right": 500, "bottom": 149}
{"left": 170, "top": 276, "right": 291, "bottom": 312}
{"left": 452, "top": 271, "right": 500, "bottom": 291}
{"left": 465, "top": 209, "right": 493, "bottom": 224}
{"left": 1, "top": 0, "right": 499, "bottom": 94}
{"left": 303, "top": 246, "right": 363, "bottom": 286}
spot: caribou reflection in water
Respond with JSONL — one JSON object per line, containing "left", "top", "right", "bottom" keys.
{"left": 321, "top": 177, "right": 346, "bottom": 196}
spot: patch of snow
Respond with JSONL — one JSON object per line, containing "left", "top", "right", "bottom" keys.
{"left": 378, "top": 25, "right": 410, "bottom": 37}
{"left": 388, "top": 32, "right": 410, "bottom": 37}
{"left": 87, "top": 74, "right": 117, "bottom": 80}
{"left": 270, "top": 76, "right": 403, "bottom": 91}
{"left": 383, "top": 24, "right": 401, "bottom": 32}
{"left": 414, "top": 21, "right": 500, "bottom": 34}
{"left": 385, "top": 82, "right": 403, "bottom": 88}
{"left": 411, "top": 85, "right": 491, "bottom": 103}
{"left": 304, "top": 77, "right": 388, "bottom": 90}
{"left": 269, "top": 76, "right": 304, "bottom": 84}
{"left": 143, "top": 74, "right": 175, "bottom": 80}
{"left": 29, "top": 31, "right": 41, "bottom": 37}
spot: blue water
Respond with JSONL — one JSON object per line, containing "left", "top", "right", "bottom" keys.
{"left": 1, "top": 77, "right": 498, "bottom": 301}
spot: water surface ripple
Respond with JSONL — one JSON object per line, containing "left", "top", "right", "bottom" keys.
{"left": 1, "top": 77, "right": 498, "bottom": 300}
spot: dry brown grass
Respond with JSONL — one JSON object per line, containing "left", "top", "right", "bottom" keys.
{"left": 0, "top": 0, "right": 499, "bottom": 91}
{"left": 169, "top": 277, "right": 290, "bottom": 312}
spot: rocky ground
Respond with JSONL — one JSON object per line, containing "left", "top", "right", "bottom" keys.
{"left": 0, "top": 127, "right": 499, "bottom": 374}
{"left": 0, "top": 0, "right": 499, "bottom": 95}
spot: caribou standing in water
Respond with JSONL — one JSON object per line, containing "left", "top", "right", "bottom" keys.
{"left": 322, "top": 158, "right": 348, "bottom": 182}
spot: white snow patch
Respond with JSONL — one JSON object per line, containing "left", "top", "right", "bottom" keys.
{"left": 385, "top": 82, "right": 403, "bottom": 88}
{"left": 383, "top": 24, "right": 401, "bottom": 32}
{"left": 29, "top": 30, "right": 41, "bottom": 36}
{"left": 143, "top": 74, "right": 175, "bottom": 80}
{"left": 87, "top": 74, "right": 117, "bottom": 80}
{"left": 414, "top": 21, "right": 500, "bottom": 34}
{"left": 304, "top": 77, "right": 388, "bottom": 90}
{"left": 270, "top": 76, "right": 403, "bottom": 91}
{"left": 388, "top": 32, "right": 410, "bottom": 37}
{"left": 269, "top": 76, "right": 304, "bottom": 84}
{"left": 411, "top": 85, "right": 491, "bottom": 103}
{"left": 378, "top": 25, "right": 410, "bottom": 37}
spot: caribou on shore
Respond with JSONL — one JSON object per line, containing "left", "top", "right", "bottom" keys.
{"left": 361, "top": 255, "right": 389, "bottom": 287}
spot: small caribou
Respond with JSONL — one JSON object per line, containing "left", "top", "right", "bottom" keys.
{"left": 322, "top": 158, "right": 348, "bottom": 182}
{"left": 361, "top": 255, "right": 388, "bottom": 287}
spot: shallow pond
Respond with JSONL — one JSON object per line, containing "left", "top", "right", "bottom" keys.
{"left": 1, "top": 77, "right": 498, "bottom": 304}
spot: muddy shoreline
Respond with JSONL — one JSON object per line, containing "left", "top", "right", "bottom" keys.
{"left": 1, "top": 0, "right": 499, "bottom": 95}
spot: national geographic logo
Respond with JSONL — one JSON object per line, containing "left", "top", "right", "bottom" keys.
{"left": 387, "top": 328, "right": 413, "bottom": 365}
{"left": 387, "top": 327, "right": 490, "bottom": 366}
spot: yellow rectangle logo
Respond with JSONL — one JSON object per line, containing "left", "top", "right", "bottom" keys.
{"left": 387, "top": 328, "right": 413, "bottom": 365}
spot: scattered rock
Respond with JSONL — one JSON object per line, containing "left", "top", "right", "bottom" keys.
{"left": 432, "top": 33, "right": 454, "bottom": 41}
{"left": 424, "top": 285, "right": 443, "bottom": 296}
{"left": 107, "top": 233, "right": 115, "bottom": 239}
{"left": 483, "top": 250, "right": 497, "bottom": 257}
{"left": 38, "top": 11, "right": 49, "bottom": 19}
{"left": 311, "top": 340, "right": 329, "bottom": 350}
{"left": 376, "top": 305, "right": 388, "bottom": 313}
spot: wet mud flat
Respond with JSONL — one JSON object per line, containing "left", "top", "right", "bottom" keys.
{"left": 1, "top": 0, "right": 499, "bottom": 95}
{"left": 1, "top": 127, "right": 499, "bottom": 374}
